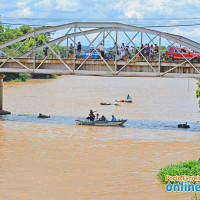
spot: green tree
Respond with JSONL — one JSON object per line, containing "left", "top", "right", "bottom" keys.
{"left": 0, "top": 23, "right": 57, "bottom": 81}
{"left": 0, "top": 22, "right": 51, "bottom": 57}
{"left": 161, "top": 46, "right": 167, "bottom": 52}
{"left": 20, "top": 25, "right": 32, "bottom": 34}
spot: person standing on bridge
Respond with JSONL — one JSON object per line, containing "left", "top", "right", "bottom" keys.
{"left": 154, "top": 44, "right": 159, "bottom": 54}
{"left": 113, "top": 42, "right": 120, "bottom": 55}
{"left": 77, "top": 42, "right": 82, "bottom": 59}
{"left": 43, "top": 46, "right": 49, "bottom": 57}
{"left": 141, "top": 44, "right": 145, "bottom": 61}
{"left": 121, "top": 43, "right": 125, "bottom": 59}
{"left": 150, "top": 44, "right": 155, "bottom": 61}
{"left": 99, "top": 43, "right": 105, "bottom": 58}
{"left": 145, "top": 44, "right": 150, "bottom": 60}
{"left": 69, "top": 43, "right": 74, "bottom": 59}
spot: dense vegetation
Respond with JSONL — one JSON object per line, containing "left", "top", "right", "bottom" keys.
{"left": 196, "top": 79, "right": 200, "bottom": 108}
{"left": 0, "top": 24, "right": 51, "bottom": 57}
{"left": 32, "top": 74, "right": 57, "bottom": 79}
{"left": 0, "top": 23, "right": 58, "bottom": 81}
{"left": 157, "top": 160, "right": 200, "bottom": 184}
{"left": 3, "top": 73, "right": 57, "bottom": 82}
{"left": 3, "top": 73, "right": 30, "bottom": 82}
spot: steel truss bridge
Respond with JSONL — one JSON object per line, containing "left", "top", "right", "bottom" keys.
{"left": 0, "top": 22, "right": 200, "bottom": 78}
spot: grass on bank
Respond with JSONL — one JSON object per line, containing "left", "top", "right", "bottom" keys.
{"left": 4, "top": 73, "right": 57, "bottom": 82}
{"left": 157, "top": 160, "right": 200, "bottom": 184}
{"left": 192, "top": 193, "right": 200, "bottom": 200}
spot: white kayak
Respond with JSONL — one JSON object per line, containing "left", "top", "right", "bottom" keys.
{"left": 75, "top": 119, "right": 127, "bottom": 126}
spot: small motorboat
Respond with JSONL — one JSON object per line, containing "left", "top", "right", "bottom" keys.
{"left": 38, "top": 113, "right": 50, "bottom": 118}
{"left": 125, "top": 99, "right": 132, "bottom": 103}
{"left": 178, "top": 122, "right": 190, "bottom": 128}
{"left": 100, "top": 102, "right": 112, "bottom": 105}
{"left": 118, "top": 99, "right": 132, "bottom": 103}
{"left": 75, "top": 119, "right": 127, "bottom": 126}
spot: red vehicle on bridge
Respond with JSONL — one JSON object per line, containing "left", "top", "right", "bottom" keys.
{"left": 164, "top": 47, "right": 200, "bottom": 62}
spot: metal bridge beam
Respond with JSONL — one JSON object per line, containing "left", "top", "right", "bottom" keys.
{"left": 35, "top": 31, "right": 73, "bottom": 73}
{"left": 1, "top": 22, "right": 200, "bottom": 54}
{"left": 117, "top": 29, "right": 158, "bottom": 74}
{"left": 76, "top": 25, "right": 114, "bottom": 73}
{"left": 21, "top": 28, "right": 113, "bottom": 58}
{"left": 36, "top": 28, "right": 72, "bottom": 70}
{"left": 161, "top": 39, "right": 200, "bottom": 76}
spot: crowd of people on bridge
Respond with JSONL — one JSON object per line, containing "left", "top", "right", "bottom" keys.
{"left": 43, "top": 41, "right": 160, "bottom": 61}
{"left": 113, "top": 43, "right": 160, "bottom": 61}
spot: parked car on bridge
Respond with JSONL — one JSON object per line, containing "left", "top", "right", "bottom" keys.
{"left": 164, "top": 47, "right": 200, "bottom": 62}
{"left": 80, "top": 49, "right": 100, "bottom": 59}
{"left": 0, "top": 50, "right": 7, "bottom": 57}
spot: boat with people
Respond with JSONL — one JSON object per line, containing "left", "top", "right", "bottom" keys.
{"left": 119, "top": 99, "right": 132, "bottom": 103}
{"left": 38, "top": 113, "right": 50, "bottom": 118}
{"left": 75, "top": 119, "right": 127, "bottom": 126}
{"left": 118, "top": 94, "right": 132, "bottom": 103}
{"left": 178, "top": 122, "right": 190, "bottom": 128}
{"left": 76, "top": 110, "right": 126, "bottom": 126}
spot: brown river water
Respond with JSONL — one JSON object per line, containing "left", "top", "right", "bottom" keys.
{"left": 0, "top": 75, "right": 200, "bottom": 200}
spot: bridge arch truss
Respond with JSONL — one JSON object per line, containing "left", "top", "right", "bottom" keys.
{"left": 0, "top": 22, "right": 200, "bottom": 77}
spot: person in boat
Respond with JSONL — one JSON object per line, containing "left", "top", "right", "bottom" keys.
{"left": 95, "top": 113, "right": 99, "bottom": 121}
{"left": 111, "top": 115, "right": 116, "bottom": 121}
{"left": 100, "top": 115, "right": 106, "bottom": 121}
{"left": 127, "top": 94, "right": 131, "bottom": 100}
{"left": 114, "top": 100, "right": 119, "bottom": 106}
{"left": 38, "top": 113, "right": 49, "bottom": 118}
{"left": 86, "top": 110, "right": 96, "bottom": 121}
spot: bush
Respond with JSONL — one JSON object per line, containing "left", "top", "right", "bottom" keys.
{"left": 4, "top": 73, "right": 30, "bottom": 82}
{"left": 9, "top": 78, "right": 21, "bottom": 82}
{"left": 19, "top": 73, "right": 30, "bottom": 81}
{"left": 3, "top": 73, "right": 57, "bottom": 82}
{"left": 32, "top": 74, "right": 57, "bottom": 79}
{"left": 157, "top": 160, "right": 200, "bottom": 184}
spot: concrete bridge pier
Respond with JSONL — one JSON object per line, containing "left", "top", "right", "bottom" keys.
{"left": 0, "top": 74, "right": 11, "bottom": 115}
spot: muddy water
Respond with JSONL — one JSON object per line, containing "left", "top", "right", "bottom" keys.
{"left": 0, "top": 76, "right": 200, "bottom": 200}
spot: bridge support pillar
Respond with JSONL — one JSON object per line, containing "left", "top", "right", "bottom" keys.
{"left": 0, "top": 74, "right": 11, "bottom": 115}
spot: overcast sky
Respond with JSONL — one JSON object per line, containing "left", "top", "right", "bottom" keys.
{"left": 0, "top": 0, "right": 200, "bottom": 46}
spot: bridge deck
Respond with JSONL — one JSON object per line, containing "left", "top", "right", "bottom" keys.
{"left": 0, "top": 58, "right": 199, "bottom": 78}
